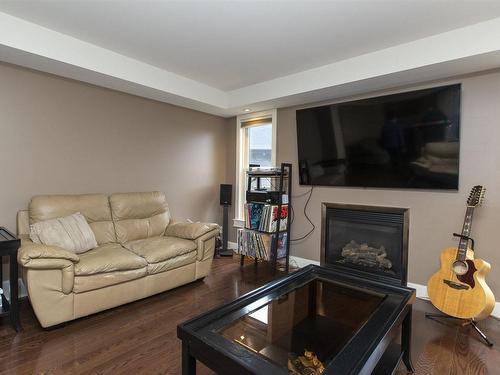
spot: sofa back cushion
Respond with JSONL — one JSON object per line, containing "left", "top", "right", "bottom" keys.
{"left": 29, "top": 194, "right": 116, "bottom": 245}
{"left": 110, "top": 191, "right": 170, "bottom": 243}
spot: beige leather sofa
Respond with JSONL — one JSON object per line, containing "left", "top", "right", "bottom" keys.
{"left": 17, "top": 191, "right": 218, "bottom": 328}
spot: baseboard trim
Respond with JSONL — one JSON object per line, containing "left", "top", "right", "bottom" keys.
{"left": 289, "top": 256, "right": 500, "bottom": 319}
{"left": 289, "top": 256, "right": 320, "bottom": 268}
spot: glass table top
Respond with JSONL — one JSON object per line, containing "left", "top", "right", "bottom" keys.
{"left": 218, "top": 279, "right": 385, "bottom": 374}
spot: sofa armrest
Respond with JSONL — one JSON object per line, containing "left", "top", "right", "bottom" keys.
{"left": 195, "top": 229, "right": 219, "bottom": 261}
{"left": 165, "top": 222, "right": 219, "bottom": 240}
{"left": 18, "top": 238, "right": 77, "bottom": 295}
{"left": 18, "top": 238, "right": 79, "bottom": 267}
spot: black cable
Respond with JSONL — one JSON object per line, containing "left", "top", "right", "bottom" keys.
{"left": 290, "top": 185, "right": 315, "bottom": 242}
{"left": 292, "top": 189, "right": 314, "bottom": 198}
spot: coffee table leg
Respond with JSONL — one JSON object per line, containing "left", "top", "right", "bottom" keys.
{"left": 182, "top": 341, "right": 196, "bottom": 375}
{"left": 402, "top": 306, "right": 415, "bottom": 373}
{"left": 10, "top": 253, "right": 22, "bottom": 332}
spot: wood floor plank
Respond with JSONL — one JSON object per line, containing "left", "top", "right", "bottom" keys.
{"left": 0, "top": 257, "right": 498, "bottom": 374}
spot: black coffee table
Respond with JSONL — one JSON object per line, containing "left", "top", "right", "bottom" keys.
{"left": 177, "top": 264, "right": 415, "bottom": 374}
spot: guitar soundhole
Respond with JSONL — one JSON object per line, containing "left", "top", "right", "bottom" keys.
{"left": 456, "top": 259, "right": 476, "bottom": 288}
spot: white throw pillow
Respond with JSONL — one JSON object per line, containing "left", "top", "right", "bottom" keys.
{"left": 30, "top": 212, "right": 98, "bottom": 254}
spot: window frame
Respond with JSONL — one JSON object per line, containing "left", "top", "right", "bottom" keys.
{"left": 234, "top": 109, "right": 277, "bottom": 227}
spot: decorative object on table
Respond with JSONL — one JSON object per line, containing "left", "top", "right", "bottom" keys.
{"left": 0, "top": 227, "right": 22, "bottom": 332}
{"left": 235, "top": 163, "right": 292, "bottom": 273}
{"left": 426, "top": 185, "right": 495, "bottom": 346}
{"left": 218, "top": 184, "right": 233, "bottom": 256}
{"left": 177, "top": 264, "right": 415, "bottom": 375}
{"left": 288, "top": 350, "right": 325, "bottom": 374}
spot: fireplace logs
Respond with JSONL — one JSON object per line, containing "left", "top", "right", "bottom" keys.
{"left": 340, "top": 240, "right": 393, "bottom": 270}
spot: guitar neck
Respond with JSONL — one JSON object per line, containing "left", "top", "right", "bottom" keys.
{"left": 457, "top": 206, "right": 475, "bottom": 260}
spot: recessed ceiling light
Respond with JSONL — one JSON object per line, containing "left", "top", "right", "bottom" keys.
{"left": 244, "top": 108, "right": 251, "bottom": 112}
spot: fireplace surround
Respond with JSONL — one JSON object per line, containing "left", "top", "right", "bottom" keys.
{"left": 321, "top": 203, "right": 409, "bottom": 286}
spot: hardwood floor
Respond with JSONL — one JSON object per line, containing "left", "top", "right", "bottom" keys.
{"left": 0, "top": 257, "right": 499, "bottom": 374}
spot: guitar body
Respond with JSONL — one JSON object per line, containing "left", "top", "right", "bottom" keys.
{"left": 427, "top": 247, "right": 495, "bottom": 320}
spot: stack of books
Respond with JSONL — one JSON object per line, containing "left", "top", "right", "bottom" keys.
{"left": 244, "top": 203, "right": 288, "bottom": 232}
{"left": 236, "top": 229, "right": 287, "bottom": 260}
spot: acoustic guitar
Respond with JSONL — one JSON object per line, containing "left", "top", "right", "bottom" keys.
{"left": 427, "top": 185, "right": 495, "bottom": 320}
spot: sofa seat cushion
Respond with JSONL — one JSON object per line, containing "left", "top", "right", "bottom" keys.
{"left": 147, "top": 250, "right": 197, "bottom": 275}
{"left": 74, "top": 268, "right": 147, "bottom": 293}
{"left": 75, "top": 243, "right": 147, "bottom": 276}
{"left": 123, "top": 236, "right": 197, "bottom": 264}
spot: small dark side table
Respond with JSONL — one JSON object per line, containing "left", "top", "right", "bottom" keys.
{"left": 0, "top": 227, "right": 21, "bottom": 332}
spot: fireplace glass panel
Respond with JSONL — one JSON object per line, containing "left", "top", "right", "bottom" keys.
{"left": 324, "top": 207, "right": 405, "bottom": 281}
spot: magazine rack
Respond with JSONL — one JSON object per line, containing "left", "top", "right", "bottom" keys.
{"left": 237, "top": 163, "right": 292, "bottom": 274}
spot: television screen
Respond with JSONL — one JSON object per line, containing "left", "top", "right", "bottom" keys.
{"left": 296, "top": 84, "right": 461, "bottom": 189}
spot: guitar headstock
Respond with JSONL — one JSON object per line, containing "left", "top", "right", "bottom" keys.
{"left": 467, "top": 185, "right": 486, "bottom": 207}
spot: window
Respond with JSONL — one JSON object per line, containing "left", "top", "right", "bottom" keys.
{"left": 234, "top": 110, "right": 277, "bottom": 226}
{"left": 248, "top": 124, "right": 273, "bottom": 167}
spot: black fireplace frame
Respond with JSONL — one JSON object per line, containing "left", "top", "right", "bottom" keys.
{"left": 320, "top": 203, "right": 409, "bottom": 286}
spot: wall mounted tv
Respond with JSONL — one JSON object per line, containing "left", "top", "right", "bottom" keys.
{"left": 296, "top": 84, "right": 461, "bottom": 189}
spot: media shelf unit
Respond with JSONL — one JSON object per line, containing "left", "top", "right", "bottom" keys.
{"left": 236, "top": 163, "right": 292, "bottom": 273}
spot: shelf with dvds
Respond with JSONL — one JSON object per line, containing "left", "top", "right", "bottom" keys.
{"left": 235, "top": 162, "right": 292, "bottom": 273}
{"left": 236, "top": 229, "right": 288, "bottom": 261}
{"left": 243, "top": 202, "right": 288, "bottom": 233}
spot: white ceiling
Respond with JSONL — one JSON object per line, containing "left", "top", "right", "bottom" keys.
{"left": 2, "top": 0, "right": 500, "bottom": 90}
{"left": 1, "top": 1, "right": 500, "bottom": 116}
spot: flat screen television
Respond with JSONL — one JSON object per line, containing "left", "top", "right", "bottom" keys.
{"left": 296, "top": 84, "right": 461, "bottom": 189}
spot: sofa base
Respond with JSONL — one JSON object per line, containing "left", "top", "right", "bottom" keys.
{"left": 26, "top": 259, "right": 212, "bottom": 328}
{"left": 24, "top": 268, "right": 74, "bottom": 328}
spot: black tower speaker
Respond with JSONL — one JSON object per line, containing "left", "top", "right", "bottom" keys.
{"left": 220, "top": 184, "right": 232, "bottom": 205}
{"left": 219, "top": 184, "right": 232, "bottom": 256}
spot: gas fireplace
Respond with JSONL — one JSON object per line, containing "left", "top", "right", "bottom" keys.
{"left": 321, "top": 203, "right": 409, "bottom": 285}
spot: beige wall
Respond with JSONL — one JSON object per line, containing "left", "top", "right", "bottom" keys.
{"left": 6, "top": 59, "right": 500, "bottom": 297}
{"left": 277, "top": 70, "right": 500, "bottom": 295}
{"left": 224, "top": 117, "right": 237, "bottom": 242}
{"left": 0, "top": 62, "right": 231, "bottom": 234}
